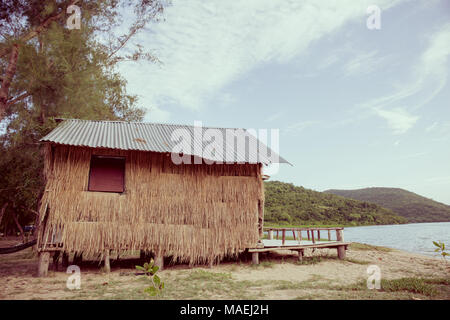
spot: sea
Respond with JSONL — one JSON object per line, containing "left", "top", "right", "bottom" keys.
{"left": 265, "top": 222, "right": 450, "bottom": 258}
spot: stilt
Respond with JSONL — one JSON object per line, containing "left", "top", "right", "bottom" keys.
{"left": 268, "top": 230, "right": 273, "bottom": 240}
{"left": 38, "top": 251, "right": 50, "bottom": 277}
{"left": 298, "top": 249, "right": 304, "bottom": 262}
{"left": 252, "top": 252, "right": 259, "bottom": 265}
{"left": 62, "top": 252, "right": 69, "bottom": 268}
{"left": 337, "top": 245, "right": 346, "bottom": 259}
{"left": 104, "top": 250, "right": 111, "bottom": 273}
{"left": 52, "top": 251, "right": 60, "bottom": 271}
{"left": 155, "top": 252, "right": 164, "bottom": 271}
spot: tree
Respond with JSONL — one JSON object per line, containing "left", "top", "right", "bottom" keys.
{"left": 0, "top": 0, "right": 163, "bottom": 121}
{"left": 0, "top": 0, "right": 165, "bottom": 239}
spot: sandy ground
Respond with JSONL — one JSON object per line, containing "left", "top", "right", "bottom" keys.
{"left": 231, "top": 247, "right": 448, "bottom": 285}
{"left": 0, "top": 238, "right": 449, "bottom": 300}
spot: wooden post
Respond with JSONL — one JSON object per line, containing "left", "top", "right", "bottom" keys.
{"left": 317, "top": 230, "right": 320, "bottom": 241}
{"left": 297, "top": 231, "right": 301, "bottom": 243}
{"left": 336, "top": 229, "right": 345, "bottom": 259}
{"left": 268, "top": 230, "right": 274, "bottom": 240}
{"left": 104, "top": 250, "right": 111, "bottom": 273}
{"left": 292, "top": 229, "right": 296, "bottom": 240}
{"left": 298, "top": 249, "right": 304, "bottom": 262}
{"left": 336, "top": 229, "right": 343, "bottom": 242}
{"left": 337, "top": 246, "right": 346, "bottom": 259}
{"left": 155, "top": 252, "right": 164, "bottom": 271}
{"left": 252, "top": 252, "right": 259, "bottom": 265}
{"left": 282, "top": 229, "right": 286, "bottom": 245}
{"left": 311, "top": 230, "right": 315, "bottom": 244}
{"left": 38, "top": 251, "right": 50, "bottom": 277}
{"left": 328, "top": 230, "right": 331, "bottom": 241}
{"left": 276, "top": 230, "right": 279, "bottom": 239}
{"left": 307, "top": 230, "right": 310, "bottom": 241}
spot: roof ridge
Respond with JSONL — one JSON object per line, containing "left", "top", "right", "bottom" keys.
{"left": 57, "top": 118, "right": 246, "bottom": 131}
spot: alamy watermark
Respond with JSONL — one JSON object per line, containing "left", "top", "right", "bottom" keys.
{"left": 170, "top": 121, "right": 281, "bottom": 175}
{"left": 366, "top": 264, "right": 381, "bottom": 289}
{"left": 66, "top": 4, "right": 81, "bottom": 30}
{"left": 367, "top": 5, "right": 381, "bottom": 30}
{"left": 66, "top": 265, "right": 81, "bottom": 290}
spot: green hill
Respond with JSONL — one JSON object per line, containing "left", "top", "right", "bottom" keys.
{"left": 264, "top": 181, "right": 406, "bottom": 226}
{"left": 324, "top": 187, "right": 450, "bottom": 223}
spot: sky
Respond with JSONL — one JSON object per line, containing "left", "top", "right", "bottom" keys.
{"left": 118, "top": 0, "right": 450, "bottom": 205}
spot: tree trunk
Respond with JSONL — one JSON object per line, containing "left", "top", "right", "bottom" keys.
{"left": 0, "top": 44, "right": 19, "bottom": 121}
{"left": 11, "top": 211, "right": 25, "bottom": 243}
{"left": 0, "top": 203, "right": 8, "bottom": 232}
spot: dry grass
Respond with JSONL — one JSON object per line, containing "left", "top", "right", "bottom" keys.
{"left": 38, "top": 144, "right": 263, "bottom": 264}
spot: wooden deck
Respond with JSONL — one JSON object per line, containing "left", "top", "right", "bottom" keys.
{"left": 248, "top": 227, "right": 348, "bottom": 264}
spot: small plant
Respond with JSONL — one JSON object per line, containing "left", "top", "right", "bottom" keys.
{"left": 135, "top": 259, "right": 164, "bottom": 296}
{"left": 433, "top": 241, "right": 449, "bottom": 261}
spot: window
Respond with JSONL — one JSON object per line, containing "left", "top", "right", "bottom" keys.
{"left": 88, "top": 156, "right": 125, "bottom": 193}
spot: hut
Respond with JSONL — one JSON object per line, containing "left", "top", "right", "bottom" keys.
{"left": 36, "top": 119, "right": 288, "bottom": 276}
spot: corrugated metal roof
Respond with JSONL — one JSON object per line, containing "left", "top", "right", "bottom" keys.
{"left": 40, "top": 119, "right": 290, "bottom": 165}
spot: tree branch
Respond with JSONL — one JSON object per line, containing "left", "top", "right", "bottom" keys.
{"left": 0, "top": 0, "right": 80, "bottom": 58}
{"left": 0, "top": 43, "right": 19, "bottom": 120}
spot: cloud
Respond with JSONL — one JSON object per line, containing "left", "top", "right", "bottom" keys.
{"left": 342, "top": 51, "right": 389, "bottom": 77}
{"left": 283, "top": 120, "right": 319, "bottom": 135}
{"left": 373, "top": 107, "right": 419, "bottom": 134}
{"left": 143, "top": 105, "right": 171, "bottom": 123}
{"left": 265, "top": 111, "right": 284, "bottom": 123}
{"left": 120, "top": 0, "right": 406, "bottom": 115}
{"left": 358, "top": 23, "right": 450, "bottom": 134}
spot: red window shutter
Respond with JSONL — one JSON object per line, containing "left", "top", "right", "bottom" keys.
{"left": 88, "top": 156, "right": 125, "bottom": 193}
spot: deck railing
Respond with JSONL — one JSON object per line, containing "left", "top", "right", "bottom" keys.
{"left": 263, "top": 227, "right": 344, "bottom": 245}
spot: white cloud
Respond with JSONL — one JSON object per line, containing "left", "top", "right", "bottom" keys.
{"left": 120, "top": 0, "right": 405, "bottom": 115}
{"left": 283, "top": 120, "right": 319, "bottom": 135}
{"left": 373, "top": 107, "right": 419, "bottom": 134}
{"left": 265, "top": 111, "right": 284, "bottom": 123}
{"left": 143, "top": 105, "right": 171, "bottom": 123}
{"left": 342, "top": 51, "right": 389, "bottom": 77}
{"left": 359, "top": 23, "right": 450, "bottom": 134}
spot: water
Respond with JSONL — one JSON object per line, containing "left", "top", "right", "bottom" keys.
{"left": 265, "top": 222, "right": 450, "bottom": 257}
{"left": 344, "top": 222, "right": 450, "bottom": 257}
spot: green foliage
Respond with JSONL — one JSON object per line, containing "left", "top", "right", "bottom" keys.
{"left": 264, "top": 181, "right": 407, "bottom": 226}
{"left": 349, "top": 242, "right": 393, "bottom": 252}
{"left": 380, "top": 278, "right": 436, "bottom": 296}
{"left": 135, "top": 259, "right": 164, "bottom": 296}
{"left": 0, "top": 1, "right": 164, "bottom": 233}
{"left": 325, "top": 187, "right": 450, "bottom": 223}
{"left": 433, "top": 241, "right": 449, "bottom": 260}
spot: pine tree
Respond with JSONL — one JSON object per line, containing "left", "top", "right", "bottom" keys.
{"left": 0, "top": 1, "right": 165, "bottom": 238}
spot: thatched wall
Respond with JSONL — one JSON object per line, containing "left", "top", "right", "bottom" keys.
{"left": 38, "top": 144, "right": 263, "bottom": 264}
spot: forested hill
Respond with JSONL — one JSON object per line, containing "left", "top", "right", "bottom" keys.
{"left": 264, "top": 181, "right": 407, "bottom": 226}
{"left": 324, "top": 187, "right": 450, "bottom": 223}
